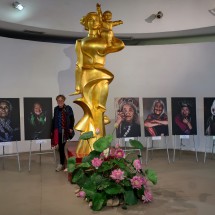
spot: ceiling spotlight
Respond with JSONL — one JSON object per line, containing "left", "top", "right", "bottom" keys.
{"left": 156, "top": 11, "right": 163, "bottom": 19}
{"left": 12, "top": 2, "right": 24, "bottom": 11}
{"left": 145, "top": 11, "right": 163, "bottom": 23}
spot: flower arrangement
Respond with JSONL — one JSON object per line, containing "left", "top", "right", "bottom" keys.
{"left": 67, "top": 131, "right": 157, "bottom": 211}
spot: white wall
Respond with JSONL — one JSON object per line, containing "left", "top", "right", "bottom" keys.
{"left": 0, "top": 36, "right": 215, "bottom": 154}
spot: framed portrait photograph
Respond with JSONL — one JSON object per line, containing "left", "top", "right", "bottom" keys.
{"left": 143, "top": 98, "right": 169, "bottom": 137}
{"left": 171, "top": 97, "right": 197, "bottom": 135}
{"left": 24, "top": 97, "right": 52, "bottom": 140}
{"left": 204, "top": 97, "right": 215, "bottom": 136}
{"left": 0, "top": 98, "right": 21, "bottom": 142}
{"left": 114, "top": 97, "right": 141, "bottom": 138}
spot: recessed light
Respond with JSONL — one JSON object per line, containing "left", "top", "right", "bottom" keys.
{"left": 12, "top": 2, "right": 24, "bottom": 11}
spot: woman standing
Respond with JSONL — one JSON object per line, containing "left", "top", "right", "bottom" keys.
{"left": 51, "top": 95, "right": 75, "bottom": 171}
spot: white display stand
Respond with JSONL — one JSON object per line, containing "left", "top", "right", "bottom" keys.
{"left": 204, "top": 136, "right": 215, "bottom": 163}
{"left": 173, "top": 135, "right": 198, "bottom": 162}
{"left": 28, "top": 140, "right": 56, "bottom": 171}
{"left": 118, "top": 137, "right": 143, "bottom": 164}
{"left": 0, "top": 141, "right": 21, "bottom": 171}
{"left": 145, "top": 135, "right": 170, "bottom": 164}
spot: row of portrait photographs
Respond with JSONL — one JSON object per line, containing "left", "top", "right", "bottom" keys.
{"left": 1, "top": 97, "right": 215, "bottom": 142}
{"left": 115, "top": 97, "right": 215, "bottom": 138}
{"left": 0, "top": 98, "right": 52, "bottom": 142}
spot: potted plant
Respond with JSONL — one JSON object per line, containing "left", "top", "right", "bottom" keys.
{"left": 68, "top": 131, "right": 157, "bottom": 211}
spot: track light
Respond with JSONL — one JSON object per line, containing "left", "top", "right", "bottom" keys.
{"left": 145, "top": 11, "right": 164, "bottom": 23}
{"left": 12, "top": 2, "right": 24, "bottom": 11}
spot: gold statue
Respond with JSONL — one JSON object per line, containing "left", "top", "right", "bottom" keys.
{"left": 72, "top": 4, "right": 125, "bottom": 158}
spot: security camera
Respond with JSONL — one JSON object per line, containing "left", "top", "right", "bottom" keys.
{"left": 156, "top": 11, "right": 163, "bottom": 19}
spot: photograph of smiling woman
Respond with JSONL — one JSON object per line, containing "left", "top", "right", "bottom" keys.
{"left": 143, "top": 98, "right": 169, "bottom": 137}
{"left": 115, "top": 97, "right": 141, "bottom": 138}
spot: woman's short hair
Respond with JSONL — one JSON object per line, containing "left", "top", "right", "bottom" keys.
{"left": 56, "top": 95, "right": 66, "bottom": 101}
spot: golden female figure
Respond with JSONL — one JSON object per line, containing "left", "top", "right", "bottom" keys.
{"left": 72, "top": 5, "right": 124, "bottom": 157}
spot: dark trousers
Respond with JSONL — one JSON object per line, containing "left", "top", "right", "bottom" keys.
{"left": 58, "top": 133, "right": 66, "bottom": 165}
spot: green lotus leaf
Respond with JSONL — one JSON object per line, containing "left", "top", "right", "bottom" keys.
{"left": 124, "top": 188, "right": 138, "bottom": 205}
{"left": 145, "top": 169, "right": 158, "bottom": 185}
{"left": 93, "top": 136, "right": 112, "bottom": 152}
{"left": 79, "top": 131, "right": 94, "bottom": 140}
{"left": 72, "top": 168, "right": 87, "bottom": 187}
{"left": 67, "top": 157, "right": 76, "bottom": 173}
{"left": 82, "top": 150, "right": 101, "bottom": 163}
{"left": 92, "top": 193, "right": 106, "bottom": 211}
{"left": 129, "top": 139, "right": 144, "bottom": 150}
{"left": 104, "top": 184, "right": 124, "bottom": 195}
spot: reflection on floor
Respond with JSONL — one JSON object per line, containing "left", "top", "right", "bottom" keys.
{"left": 0, "top": 149, "right": 215, "bottom": 215}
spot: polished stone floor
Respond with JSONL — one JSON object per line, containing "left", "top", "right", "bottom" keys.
{"left": 0, "top": 149, "right": 215, "bottom": 215}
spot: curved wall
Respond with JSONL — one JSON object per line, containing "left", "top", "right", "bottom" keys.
{"left": 0, "top": 36, "right": 215, "bottom": 154}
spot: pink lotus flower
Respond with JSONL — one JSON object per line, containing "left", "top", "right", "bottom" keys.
{"left": 114, "top": 148, "right": 125, "bottom": 158}
{"left": 91, "top": 158, "right": 103, "bottom": 169}
{"left": 130, "top": 176, "right": 144, "bottom": 189}
{"left": 142, "top": 190, "right": 153, "bottom": 203}
{"left": 133, "top": 159, "right": 142, "bottom": 172}
{"left": 76, "top": 190, "right": 86, "bottom": 198}
{"left": 100, "top": 152, "right": 106, "bottom": 159}
{"left": 142, "top": 177, "right": 148, "bottom": 187}
{"left": 110, "top": 169, "right": 125, "bottom": 183}
{"left": 109, "top": 148, "right": 115, "bottom": 156}
{"left": 115, "top": 143, "right": 120, "bottom": 148}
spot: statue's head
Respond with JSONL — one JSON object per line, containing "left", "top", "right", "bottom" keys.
{"left": 80, "top": 12, "right": 100, "bottom": 31}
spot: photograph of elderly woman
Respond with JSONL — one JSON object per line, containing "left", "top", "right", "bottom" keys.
{"left": 0, "top": 98, "right": 21, "bottom": 142}
{"left": 204, "top": 97, "right": 215, "bottom": 136}
{"left": 171, "top": 97, "right": 197, "bottom": 135}
{"left": 24, "top": 98, "right": 52, "bottom": 140}
{"left": 143, "top": 98, "right": 169, "bottom": 137}
{"left": 115, "top": 97, "right": 141, "bottom": 138}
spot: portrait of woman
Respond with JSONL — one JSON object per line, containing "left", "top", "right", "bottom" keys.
{"left": 143, "top": 98, "right": 169, "bottom": 137}
{"left": 171, "top": 97, "right": 197, "bottom": 135}
{"left": 115, "top": 98, "right": 141, "bottom": 138}
{"left": 204, "top": 97, "right": 215, "bottom": 136}
{"left": 0, "top": 98, "right": 21, "bottom": 142}
{"left": 24, "top": 98, "right": 52, "bottom": 140}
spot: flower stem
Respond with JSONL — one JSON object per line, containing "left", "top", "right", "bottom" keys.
{"left": 87, "top": 139, "right": 93, "bottom": 151}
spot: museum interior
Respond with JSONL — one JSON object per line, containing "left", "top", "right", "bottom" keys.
{"left": 0, "top": 0, "right": 215, "bottom": 214}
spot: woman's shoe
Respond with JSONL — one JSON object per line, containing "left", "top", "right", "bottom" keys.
{"left": 55, "top": 164, "right": 63, "bottom": 172}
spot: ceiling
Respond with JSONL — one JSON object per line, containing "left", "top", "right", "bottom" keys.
{"left": 0, "top": 0, "right": 215, "bottom": 43}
